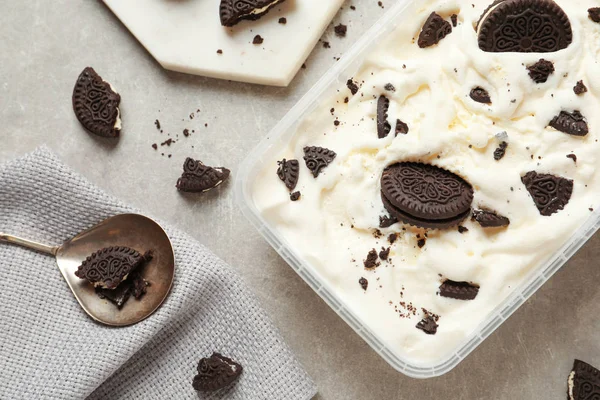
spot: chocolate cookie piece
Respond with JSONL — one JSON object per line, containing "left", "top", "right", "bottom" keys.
{"left": 439, "top": 280, "right": 479, "bottom": 300}
{"left": 193, "top": 353, "right": 243, "bottom": 392}
{"left": 416, "top": 315, "right": 438, "bottom": 335}
{"left": 549, "top": 111, "right": 589, "bottom": 136}
{"left": 303, "top": 146, "right": 336, "bottom": 178}
{"left": 418, "top": 12, "right": 452, "bottom": 48}
{"left": 494, "top": 141, "right": 508, "bottom": 160}
{"left": 219, "top": 0, "right": 285, "bottom": 27}
{"left": 176, "top": 158, "right": 231, "bottom": 193}
{"left": 477, "top": 0, "right": 572, "bottom": 53}
{"left": 290, "top": 191, "right": 301, "bottom": 201}
{"left": 472, "top": 209, "right": 510, "bottom": 228}
{"left": 574, "top": 81, "right": 588, "bottom": 95}
{"left": 589, "top": 8, "right": 600, "bottom": 23}
{"left": 384, "top": 83, "right": 395, "bottom": 92}
{"left": 277, "top": 159, "right": 300, "bottom": 190}
{"left": 470, "top": 87, "right": 491, "bottom": 104}
{"left": 395, "top": 119, "right": 409, "bottom": 135}
{"left": 451, "top": 14, "right": 458, "bottom": 27}
{"left": 334, "top": 24, "right": 347, "bottom": 37}
{"left": 381, "top": 162, "right": 474, "bottom": 222}
{"left": 379, "top": 247, "right": 390, "bottom": 261}
{"left": 72, "top": 67, "right": 121, "bottom": 138}
{"left": 377, "top": 96, "right": 391, "bottom": 139}
{"left": 75, "top": 246, "right": 149, "bottom": 290}
{"left": 382, "top": 194, "right": 471, "bottom": 229}
{"left": 568, "top": 359, "right": 600, "bottom": 400}
{"left": 347, "top": 79, "right": 359, "bottom": 95}
{"left": 521, "top": 171, "right": 573, "bottom": 216}
{"left": 359, "top": 277, "right": 368, "bottom": 291}
{"left": 364, "top": 249, "right": 380, "bottom": 269}
{"left": 527, "top": 59, "right": 555, "bottom": 84}
{"left": 95, "top": 272, "right": 149, "bottom": 308}
{"left": 379, "top": 214, "right": 398, "bottom": 228}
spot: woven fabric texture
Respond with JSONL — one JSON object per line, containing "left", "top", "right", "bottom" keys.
{"left": 0, "top": 148, "right": 316, "bottom": 400}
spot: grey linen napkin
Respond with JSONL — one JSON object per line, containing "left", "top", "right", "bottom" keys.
{"left": 0, "top": 148, "right": 316, "bottom": 400}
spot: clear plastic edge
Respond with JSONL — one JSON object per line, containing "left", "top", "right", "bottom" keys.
{"left": 233, "top": 0, "right": 600, "bottom": 379}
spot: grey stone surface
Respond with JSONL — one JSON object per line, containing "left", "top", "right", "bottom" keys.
{"left": 1, "top": 1, "right": 599, "bottom": 399}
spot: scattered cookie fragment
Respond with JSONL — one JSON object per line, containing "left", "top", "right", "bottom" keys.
{"left": 252, "top": 35, "right": 264, "bottom": 45}
{"left": 395, "top": 119, "right": 409, "bottom": 135}
{"left": 589, "top": 7, "right": 600, "bottom": 23}
{"left": 470, "top": 87, "right": 491, "bottom": 104}
{"left": 416, "top": 315, "right": 438, "bottom": 335}
{"left": 303, "top": 146, "right": 337, "bottom": 178}
{"left": 290, "top": 191, "right": 301, "bottom": 201}
{"left": 567, "top": 154, "right": 577, "bottom": 163}
{"left": 96, "top": 272, "right": 150, "bottom": 308}
{"left": 277, "top": 159, "right": 300, "bottom": 190}
{"left": 521, "top": 171, "right": 573, "bottom": 216}
{"left": 384, "top": 83, "right": 395, "bottom": 92}
{"left": 219, "top": 0, "right": 284, "bottom": 27}
{"left": 451, "top": 14, "right": 458, "bottom": 27}
{"left": 364, "top": 249, "right": 380, "bottom": 269}
{"left": 472, "top": 209, "right": 510, "bottom": 228}
{"left": 567, "top": 359, "right": 600, "bottom": 400}
{"left": 193, "top": 353, "right": 243, "bottom": 392}
{"left": 72, "top": 67, "right": 121, "bottom": 138}
{"left": 388, "top": 233, "right": 398, "bottom": 244}
{"left": 573, "top": 81, "right": 587, "bottom": 95}
{"left": 278, "top": 17, "right": 287, "bottom": 24}
{"left": 494, "top": 141, "right": 508, "bottom": 161}
{"left": 549, "top": 111, "right": 589, "bottom": 136}
{"left": 334, "top": 24, "right": 347, "bottom": 37}
{"left": 359, "top": 277, "right": 368, "bottom": 291}
{"left": 347, "top": 79, "right": 359, "bottom": 95}
{"left": 217, "top": 49, "right": 223, "bottom": 54}
{"left": 458, "top": 226, "right": 468, "bottom": 234}
{"left": 377, "top": 96, "right": 391, "bottom": 139}
{"left": 176, "top": 157, "right": 231, "bottom": 193}
{"left": 379, "top": 247, "right": 390, "bottom": 261}
{"left": 418, "top": 12, "right": 452, "bottom": 48}
{"left": 527, "top": 59, "right": 555, "bottom": 83}
{"left": 439, "top": 280, "right": 479, "bottom": 300}
{"left": 379, "top": 214, "right": 398, "bottom": 228}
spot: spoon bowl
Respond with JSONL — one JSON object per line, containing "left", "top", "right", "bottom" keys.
{"left": 0, "top": 214, "right": 174, "bottom": 326}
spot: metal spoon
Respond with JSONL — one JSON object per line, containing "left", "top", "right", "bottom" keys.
{"left": 0, "top": 213, "right": 174, "bottom": 327}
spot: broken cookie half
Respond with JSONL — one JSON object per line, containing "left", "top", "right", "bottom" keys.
{"left": 176, "top": 157, "right": 231, "bottom": 193}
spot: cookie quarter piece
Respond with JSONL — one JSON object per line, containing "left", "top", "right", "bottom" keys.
{"left": 568, "top": 359, "right": 600, "bottom": 400}
{"left": 193, "top": 353, "right": 243, "bottom": 392}
{"left": 72, "top": 67, "right": 121, "bottom": 138}
{"left": 74, "top": 246, "right": 149, "bottom": 290}
{"left": 176, "top": 157, "right": 231, "bottom": 193}
{"left": 220, "top": 0, "right": 286, "bottom": 27}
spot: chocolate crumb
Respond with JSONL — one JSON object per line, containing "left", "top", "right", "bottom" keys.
{"left": 183, "top": 129, "right": 190, "bottom": 137}
{"left": 378, "top": 1, "right": 383, "bottom": 8}
{"left": 344, "top": 97, "right": 349, "bottom": 103}
{"left": 589, "top": 8, "right": 600, "bottom": 23}
{"left": 334, "top": 120, "right": 340, "bottom": 126}
{"left": 417, "top": 238, "right": 426, "bottom": 248}
{"left": 347, "top": 79, "right": 359, "bottom": 95}
{"left": 379, "top": 247, "right": 390, "bottom": 261}
{"left": 494, "top": 141, "right": 508, "bottom": 161}
{"left": 290, "top": 191, "right": 301, "bottom": 201}
{"left": 161, "top": 138, "right": 173, "bottom": 146}
{"left": 364, "top": 249, "right": 380, "bottom": 269}
{"left": 395, "top": 119, "right": 409, "bottom": 135}
{"left": 278, "top": 17, "right": 287, "bottom": 24}
{"left": 334, "top": 24, "right": 347, "bottom": 37}
{"left": 384, "top": 83, "right": 395, "bottom": 92}
{"left": 567, "top": 154, "right": 577, "bottom": 163}
{"left": 574, "top": 80, "right": 588, "bottom": 95}
{"left": 151, "top": 144, "right": 157, "bottom": 150}
{"left": 379, "top": 215, "right": 398, "bottom": 228}
{"left": 301, "top": 63, "right": 307, "bottom": 69}
{"left": 359, "top": 277, "right": 368, "bottom": 290}
{"left": 458, "top": 226, "right": 468, "bottom": 234}
{"left": 216, "top": 49, "right": 223, "bottom": 54}
{"left": 350, "top": 5, "right": 356, "bottom": 10}
{"left": 451, "top": 14, "right": 458, "bottom": 27}
{"left": 323, "top": 41, "right": 331, "bottom": 49}
{"left": 154, "top": 119, "right": 161, "bottom": 130}
{"left": 388, "top": 233, "right": 398, "bottom": 244}
{"left": 252, "top": 35, "right": 264, "bottom": 45}
{"left": 526, "top": 59, "right": 554, "bottom": 84}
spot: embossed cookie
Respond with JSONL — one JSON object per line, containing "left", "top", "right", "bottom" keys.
{"left": 568, "top": 359, "right": 600, "bottom": 400}
{"left": 477, "top": 0, "right": 572, "bottom": 53}
{"left": 377, "top": 96, "right": 391, "bottom": 139}
{"left": 439, "top": 280, "right": 479, "bottom": 300}
{"left": 380, "top": 162, "right": 474, "bottom": 229}
{"left": 521, "top": 171, "right": 573, "bottom": 216}
{"left": 416, "top": 315, "right": 438, "bottom": 335}
{"left": 72, "top": 67, "right": 121, "bottom": 138}
{"left": 176, "top": 158, "right": 231, "bottom": 193}
{"left": 193, "top": 353, "right": 243, "bottom": 392}
{"left": 303, "top": 146, "right": 336, "bottom": 178}
{"left": 472, "top": 209, "right": 510, "bottom": 228}
{"left": 418, "top": 12, "right": 452, "bottom": 48}
{"left": 219, "top": 0, "right": 285, "bottom": 27}
{"left": 75, "top": 246, "right": 150, "bottom": 289}
{"left": 277, "top": 159, "right": 300, "bottom": 190}
{"left": 549, "top": 110, "right": 589, "bottom": 136}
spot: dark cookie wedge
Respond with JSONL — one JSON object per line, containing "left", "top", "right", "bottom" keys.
{"left": 527, "top": 59, "right": 555, "bottom": 84}
{"left": 549, "top": 111, "right": 589, "bottom": 136}
{"left": 589, "top": 8, "right": 600, "bottom": 23}
{"left": 219, "top": 0, "right": 285, "bottom": 27}
{"left": 303, "top": 146, "right": 336, "bottom": 178}
{"left": 75, "top": 246, "right": 149, "bottom": 289}
{"left": 568, "top": 359, "right": 600, "bottom": 400}
{"left": 470, "top": 87, "right": 491, "bottom": 104}
{"left": 277, "top": 159, "right": 300, "bottom": 190}
{"left": 193, "top": 353, "right": 243, "bottom": 392}
{"left": 416, "top": 316, "right": 438, "bottom": 335}
{"left": 395, "top": 119, "right": 409, "bottom": 135}
{"left": 521, "top": 171, "right": 573, "bottom": 216}
{"left": 418, "top": 12, "right": 452, "bottom": 48}
{"left": 176, "top": 157, "right": 230, "bottom": 193}
{"left": 439, "top": 280, "right": 479, "bottom": 300}
{"left": 381, "top": 162, "right": 474, "bottom": 221}
{"left": 72, "top": 67, "right": 121, "bottom": 138}
{"left": 494, "top": 141, "right": 508, "bottom": 160}
{"left": 478, "top": 0, "right": 572, "bottom": 53}
{"left": 377, "top": 96, "right": 391, "bottom": 139}
{"left": 472, "top": 209, "right": 510, "bottom": 228}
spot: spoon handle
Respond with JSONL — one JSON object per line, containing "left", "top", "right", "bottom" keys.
{"left": 0, "top": 233, "right": 58, "bottom": 256}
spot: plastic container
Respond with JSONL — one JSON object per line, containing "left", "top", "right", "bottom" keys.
{"left": 234, "top": 0, "right": 600, "bottom": 378}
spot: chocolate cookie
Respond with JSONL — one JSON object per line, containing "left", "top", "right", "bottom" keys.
{"left": 568, "top": 359, "right": 600, "bottom": 400}
{"left": 527, "top": 59, "right": 555, "bottom": 84}
{"left": 494, "top": 141, "right": 508, "bottom": 161}
{"left": 416, "top": 315, "right": 438, "bottom": 335}
{"left": 574, "top": 81, "right": 588, "bottom": 95}
{"left": 303, "top": 146, "right": 336, "bottom": 178}
{"left": 277, "top": 159, "right": 300, "bottom": 190}
{"left": 382, "top": 194, "right": 471, "bottom": 229}
{"left": 219, "top": 0, "right": 285, "bottom": 27}
{"left": 377, "top": 96, "right": 391, "bottom": 139}
{"left": 477, "top": 0, "right": 572, "bottom": 53}
{"left": 589, "top": 8, "right": 600, "bottom": 23}
{"left": 521, "top": 171, "right": 573, "bottom": 216}
{"left": 347, "top": 79, "right": 359, "bottom": 95}
{"left": 381, "top": 162, "right": 474, "bottom": 228}
{"left": 95, "top": 272, "right": 149, "bottom": 308}
{"left": 472, "top": 209, "right": 510, "bottom": 228}
{"left": 439, "top": 280, "right": 479, "bottom": 300}
{"left": 470, "top": 87, "right": 491, "bottom": 104}
{"left": 72, "top": 67, "right": 121, "bottom": 138}
{"left": 176, "top": 158, "right": 231, "bottom": 193}
{"left": 395, "top": 119, "right": 409, "bottom": 135}
{"left": 418, "top": 12, "right": 452, "bottom": 48}
{"left": 193, "top": 353, "right": 243, "bottom": 392}
{"left": 379, "top": 214, "right": 398, "bottom": 228}
{"left": 549, "top": 110, "right": 589, "bottom": 136}
{"left": 75, "top": 246, "right": 150, "bottom": 290}
{"left": 359, "top": 277, "right": 368, "bottom": 291}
